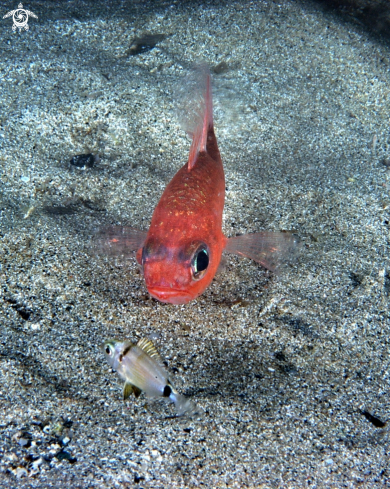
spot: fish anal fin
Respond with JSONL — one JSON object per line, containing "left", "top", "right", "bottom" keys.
{"left": 224, "top": 231, "right": 301, "bottom": 272}
{"left": 123, "top": 382, "right": 142, "bottom": 400}
{"left": 136, "top": 338, "right": 163, "bottom": 363}
{"left": 92, "top": 226, "right": 147, "bottom": 257}
{"left": 123, "top": 382, "right": 134, "bottom": 400}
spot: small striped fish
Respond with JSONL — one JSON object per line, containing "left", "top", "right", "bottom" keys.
{"left": 104, "top": 338, "right": 196, "bottom": 416}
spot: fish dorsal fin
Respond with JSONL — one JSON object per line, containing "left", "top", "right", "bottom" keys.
{"left": 178, "top": 66, "right": 213, "bottom": 171}
{"left": 187, "top": 72, "right": 212, "bottom": 170}
{"left": 137, "top": 338, "right": 163, "bottom": 363}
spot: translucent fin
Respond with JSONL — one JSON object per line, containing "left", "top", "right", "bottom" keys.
{"left": 133, "top": 385, "right": 142, "bottom": 398}
{"left": 170, "top": 390, "right": 198, "bottom": 417}
{"left": 137, "top": 338, "right": 163, "bottom": 364}
{"left": 92, "top": 226, "right": 147, "bottom": 256}
{"left": 216, "top": 255, "right": 227, "bottom": 276}
{"left": 224, "top": 231, "right": 301, "bottom": 272}
{"left": 176, "top": 65, "right": 213, "bottom": 170}
{"left": 123, "top": 382, "right": 134, "bottom": 400}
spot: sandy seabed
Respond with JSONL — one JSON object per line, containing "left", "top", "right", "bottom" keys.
{"left": 0, "top": 0, "right": 390, "bottom": 487}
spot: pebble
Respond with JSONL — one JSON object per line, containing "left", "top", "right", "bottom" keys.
{"left": 69, "top": 153, "right": 98, "bottom": 169}
{"left": 31, "top": 457, "right": 44, "bottom": 471}
{"left": 61, "top": 436, "right": 70, "bottom": 446}
{"left": 212, "top": 61, "right": 229, "bottom": 74}
{"left": 128, "top": 34, "right": 166, "bottom": 55}
{"left": 55, "top": 450, "right": 77, "bottom": 464}
{"left": 14, "top": 467, "right": 28, "bottom": 478}
{"left": 18, "top": 437, "right": 31, "bottom": 448}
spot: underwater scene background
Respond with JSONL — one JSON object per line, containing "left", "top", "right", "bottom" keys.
{"left": 0, "top": 0, "right": 389, "bottom": 487}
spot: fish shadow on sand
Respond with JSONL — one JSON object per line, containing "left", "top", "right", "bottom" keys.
{"left": 0, "top": 347, "right": 78, "bottom": 400}
{"left": 183, "top": 340, "right": 299, "bottom": 403}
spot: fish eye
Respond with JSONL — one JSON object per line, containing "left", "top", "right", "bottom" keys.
{"left": 105, "top": 344, "right": 112, "bottom": 355}
{"left": 191, "top": 245, "right": 209, "bottom": 280}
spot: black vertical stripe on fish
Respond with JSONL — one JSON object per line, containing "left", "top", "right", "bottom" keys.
{"left": 361, "top": 410, "right": 386, "bottom": 428}
{"left": 163, "top": 385, "right": 172, "bottom": 397}
{"left": 119, "top": 344, "right": 133, "bottom": 362}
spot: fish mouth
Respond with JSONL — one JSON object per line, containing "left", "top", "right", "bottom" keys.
{"left": 148, "top": 287, "right": 193, "bottom": 305}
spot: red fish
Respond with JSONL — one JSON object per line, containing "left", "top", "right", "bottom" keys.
{"left": 95, "top": 67, "right": 299, "bottom": 304}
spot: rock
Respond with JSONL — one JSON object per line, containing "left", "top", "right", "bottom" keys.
{"left": 128, "top": 34, "right": 166, "bottom": 55}
{"left": 69, "top": 153, "right": 98, "bottom": 169}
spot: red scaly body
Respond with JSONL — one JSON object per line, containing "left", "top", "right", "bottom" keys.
{"left": 139, "top": 75, "right": 226, "bottom": 304}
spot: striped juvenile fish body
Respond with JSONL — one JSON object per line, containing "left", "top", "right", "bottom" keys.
{"left": 108, "top": 340, "right": 169, "bottom": 397}
{"left": 104, "top": 338, "right": 195, "bottom": 416}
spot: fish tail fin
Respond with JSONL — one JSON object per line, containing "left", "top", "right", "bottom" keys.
{"left": 178, "top": 65, "right": 213, "bottom": 170}
{"left": 170, "top": 388, "right": 198, "bottom": 417}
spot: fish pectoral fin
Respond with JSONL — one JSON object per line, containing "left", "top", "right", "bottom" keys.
{"left": 91, "top": 226, "right": 147, "bottom": 258}
{"left": 136, "top": 338, "right": 163, "bottom": 364}
{"left": 215, "top": 255, "right": 227, "bottom": 278}
{"left": 123, "top": 382, "right": 134, "bottom": 400}
{"left": 224, "top": 231, "right": 301, "bottom": 272}
{"left": 133, "top": 386, "right": 142, "bottom": 398}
